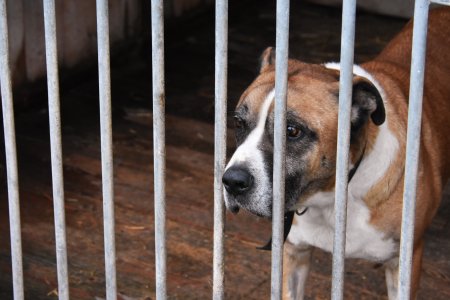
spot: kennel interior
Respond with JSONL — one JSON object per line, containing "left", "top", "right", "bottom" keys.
{"left": 0, "top": 0, "right": 450, "bottom": 299}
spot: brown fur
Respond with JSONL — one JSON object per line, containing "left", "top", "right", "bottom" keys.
{"left": 363, "top": 9, "right": 450, "bottom": 296}
{"left": 234, "top": 6, "right": 450, "bottom": 299}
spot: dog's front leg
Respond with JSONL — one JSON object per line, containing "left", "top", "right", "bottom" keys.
{"left": 385, "top": 239, "right": 424, "bottom": 300}
{"left": 385, "top": 256, "right": 399, "bottom": 300}
{"left": 410, "top": 239, "right": 424, "bottom": 299}
{"left": 282, "top": 242, "right": 312, "bottom": 300}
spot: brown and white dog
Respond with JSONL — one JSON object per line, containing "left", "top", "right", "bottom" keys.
{"left": 222, "top": 7, "right": 450, "bottom": 299}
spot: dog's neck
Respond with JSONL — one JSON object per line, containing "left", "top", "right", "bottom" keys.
{"left": 258, "top": 142, "right": 367, "bottom": 251}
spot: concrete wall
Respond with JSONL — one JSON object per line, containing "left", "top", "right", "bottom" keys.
{"left": 6, "top": 0, "right": 214, "bottom": 89}
{"left": 6, "top": 0, "right": 144, "bottom": 87}
{"left": 307, "top": 0, "right": 415, "bottom": 18}
{"left": 6, "top": 0, "right": 417, "bottom": 90}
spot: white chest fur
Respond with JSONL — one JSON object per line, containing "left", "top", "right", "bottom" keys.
{"left": 287, "top": 64, "right": 400, "bottom": 261}
{"left": 287, "top": 192, "right": 397, "bottom": 262}
{"left": 287, "top": 120, "right": 399, "bottom": 262}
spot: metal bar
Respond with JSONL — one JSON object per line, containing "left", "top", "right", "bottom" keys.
{"left": 0, "top": 1, "right": 24, "bottom": 299}
{"left": 42, "top": 1, "right": 70, "bottom": 299}
{"left": 271, "top": 0, "right": 290, "bottom": 299}
{"left": 398, "top": 0, "right": 430, "bottom": 298}
{"left": 95, "top": 1, "right": 117, "bottom": 299}
{"left": 212, "top": 0, "right": 228, "bottom": 299}
{"left": 331, "top": 0, "right": 357, "bottom": 299}
{"left": 151, "top": 0, "right": 167, "bottom": 299}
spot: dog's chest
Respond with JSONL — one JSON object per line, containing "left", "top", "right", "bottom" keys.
{"left": 287, "top": 192, "right": 397, "bottom": 262}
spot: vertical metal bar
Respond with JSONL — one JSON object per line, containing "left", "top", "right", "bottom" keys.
{"left": 42, "top": 1, "right": 70, "bottom": 299}
{"left": 331, "top": 0, "right": 356, "bottom": 299}
{"left": 0, "top": 1, "right": 24, "bottom": 299}
{"left": 96, "top": 1, "right": 117, "bottom": 299}
{"left": 151, "top": 0, "right": 166, "bottom": 299}
{"left": 212, "top": 0, "right": 228, "bottom": 299}
{"left": 271, "top": 0, "right": 290, "bottom": 299}
{"left": 398, "top": 0, "right": 429, "bottom": 298}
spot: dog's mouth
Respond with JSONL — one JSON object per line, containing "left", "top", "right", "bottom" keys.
{"left": 227, "top": 203, "right": 240, "bottom": 214}
{"left": 223, "top": 172, "right": 313, "bottom": 251}
{"left": 225, "top": 196, "right": 272, "bottom": 218}
{"left": 222, "top": 165, "right": 316, "bottom": 219}
{"left": 225, "top": 193, "right": 301, "bottom": 220}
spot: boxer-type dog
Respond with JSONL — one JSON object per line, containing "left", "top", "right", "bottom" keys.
{"left": 222, "top": 7, "right": 450, "bottom": 299}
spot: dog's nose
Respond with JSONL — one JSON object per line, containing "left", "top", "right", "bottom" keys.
{"left": 222, "top": 167, "right": 254, "bottom": 196}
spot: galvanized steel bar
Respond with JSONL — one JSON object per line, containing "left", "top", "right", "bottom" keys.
{"left": 271, "top": 0, "right": 290, "bottom": 299}
{"left": 398, "top": 0, "right": 429, "bottom": 298}
{"left": 151, "top": 0, "right": 167, "bottom": 298}
{"left": 42, "top": 0, "right": 70, "bottom": 299}
{"left": 331, "top": 0, "right": 357, "bottom": 299}
{"left": 212, "top": 0, "right": 228, "bottom": 299}
{"left": 96, "top": 0, "right": 117, "bottom": 299}
{"left": 0, "top": 1, "right": 24, "bottom": 299}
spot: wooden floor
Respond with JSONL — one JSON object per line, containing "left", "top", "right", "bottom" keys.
{"left": 1, "top": 1, "right": 450, "bottom": 299}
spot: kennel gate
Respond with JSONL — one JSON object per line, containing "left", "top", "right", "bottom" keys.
{"left": 1, "top": 0, "right": 449, "bottom": 299}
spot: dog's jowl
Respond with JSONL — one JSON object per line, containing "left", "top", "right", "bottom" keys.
{"left": 222, "top": 7, "right": 450, "bottom": 300}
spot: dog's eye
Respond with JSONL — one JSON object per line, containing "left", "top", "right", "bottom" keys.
{"left": 287, "top": 125, "right": 301, "bottom": 139}
{"left": 234, "top": 116, "right": 245, "bottom": 129}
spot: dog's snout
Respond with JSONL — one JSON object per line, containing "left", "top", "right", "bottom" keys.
{"left": 222, "top": 167, "right": 254, "bottom": 196}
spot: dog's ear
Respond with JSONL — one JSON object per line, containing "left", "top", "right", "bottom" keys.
{"left": 259, "top": 47, "right": 276, "bottom": 73}
{"left": 351, "top": 76, "right": 386, "bottom": 129}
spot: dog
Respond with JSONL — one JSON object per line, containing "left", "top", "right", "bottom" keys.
{"left": 222, "top": 7, "right": 450, "bottom": 299}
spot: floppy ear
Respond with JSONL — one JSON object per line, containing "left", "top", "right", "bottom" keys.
{"left": 259, "top": 47, "right": 275, "bottom": 73}
{"left": 351, "top": 76, "right": 386, "bottom": 131}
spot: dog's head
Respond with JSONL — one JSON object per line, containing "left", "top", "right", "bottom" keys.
{"left": 222, "top": 47, "right": 385, "bottom": 218}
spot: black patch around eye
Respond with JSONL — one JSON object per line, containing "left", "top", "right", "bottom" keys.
{"left": 287, "top": 125, "right": 301, "bottom": 140}
{"left": 235, "top": 124, "right": 247, "bottom": 145}
{"left": 235, "top": 104, "right": 248, "bottom": 116}
{"left": 233, "top": 110, "right": 253, "bottom": 146}
{"left": 286, "top": 121, "right": 317, "bottom": 142}
{"left": 285, "top": 111, "right": 318, "bottom": 142}
{"left": 234, "top": 115, "right": 245, "bottom": 130}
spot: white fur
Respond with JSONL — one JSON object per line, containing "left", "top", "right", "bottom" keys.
{"left": 224, "top": 89, "right": 275, "bottom": 214}
{"left": 288, "top": 63, "right": 398, "bottom": 262}
{"left": 324, "top": 62, "right": 388, "bottom": 103}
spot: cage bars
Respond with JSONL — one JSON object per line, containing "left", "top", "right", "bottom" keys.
{"left": 1, "top": 0, "right": 446, "bottom": 298}
{"left": 331, "top": 1, "right": 357, "bottom": 299}
{"left": 151, "top": 0, "right": 167, "bottom": 299}
{"left": 398, "top": 0, "right": 434, "bottom": 298}
{"left": 271, "top": 0, "right": 290, "bottom": 299}
{"left": 0, "top": 1, "right": 24, "bottom": 299}
{"left": 212, "top": 0, "right": 228, "bottom": 299}
{"left": 42, "top": 0, "right": 70, "bottom": 299}
{"left": 95, "top": 0, "right": 117, "bottom": 299}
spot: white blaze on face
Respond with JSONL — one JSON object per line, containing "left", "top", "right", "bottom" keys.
{"left": 224, "top": 89, "right": 275, "bottom": 213}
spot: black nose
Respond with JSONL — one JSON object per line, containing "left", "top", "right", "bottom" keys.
{"left": 222, "top": 167, "right": 254, "bottom": 196}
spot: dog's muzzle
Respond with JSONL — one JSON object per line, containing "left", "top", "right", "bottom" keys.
{"left": 222, "top": 166, "right": 254, "bottom": 213}
{"left": 222, "top": 166, "right": 254, "bottom": 195}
